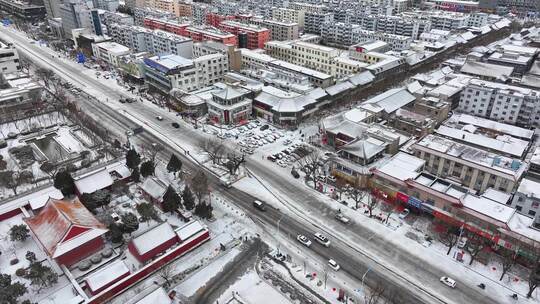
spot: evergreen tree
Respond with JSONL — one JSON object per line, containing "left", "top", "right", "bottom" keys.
{"left": 125, "top": 148, "right": 141, "bottom": 171}
{"left": 162, "top": 185, "right": 181, "bottom": 214}
{"left": 182, "top": 186, "right": 195, "bottom": 211}
{"left": 0, "top": 273, "right": 27, "bottom": 304}
{"left": 53, "top": 170, "right": 75, "bottom": 196}
{"left": 136, "top": 203, "right": 159, "bottom": 222}
{"left": 166, "top": 154, "right": 182, "bottom": 178}
{"left": 108, "top": 223, "right": 124, "bottom": 243}
{"left": 25, "top": 251, "right": 36, "bottom": 263}
{"left": 140, "top": 160, "right": 155, "bottom": 178}
{"left": 9, "top": 224, "right": 29, "bottom": 242}
{"left": 120, "top": 213, "right": 139, "bottom": 234}
{"left": 24, "top": 261, "right": 58, "bottom": 292}
{"left": 131, "top": 167, "right": 140, "bottom": 183}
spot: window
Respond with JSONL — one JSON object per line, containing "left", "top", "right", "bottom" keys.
{"left": 529, "top": 210, "right": 536, "bottom": 217}
{"left": 516, "top": 205, "right": 522, "bottom": 211}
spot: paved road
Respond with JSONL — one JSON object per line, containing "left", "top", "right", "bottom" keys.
{"left": 0, "top": 27, "right": 499, "bottom": 304}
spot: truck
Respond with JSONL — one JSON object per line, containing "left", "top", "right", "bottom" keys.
{"left": 132, "top": 125, "right": 144, "bottom": 135}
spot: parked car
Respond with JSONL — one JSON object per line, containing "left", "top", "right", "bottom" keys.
{"left": 297, "top": 234, "right": 312, "bottom": 247}
{"left": 272, "top": 251, "right": 286, "bottom": 262}
{"left": 335, "top": 213, "right": 350, "bottom": 224}
{"left": 291, "top": 169, "right": 300, "bottom": 179}
{"left": 267, "top": 155, "right": 277, "bottom": 162}
{"left": 111, "top": 212, "right": 122, "bottom": 224}
{"left": 399, "top": 208, "right": 410, "bottom": 219}
{"left": 314, "top": 232, "right": 331, "bottom": 247}
{"left": 440, "top": 276, "right": 456, "bottom": 288}
{"left": 156, "top": 116, "right": 163, "bottom": 121}
{"left": 328, "top": 259, "right": 340, "bottom": 271}
{"left": 327, "top": 176, "right": 336, "bottom": 183}
{"left": 171, "top": 122, "right": 180, "bottom": 128}
{"left": 253, "top": 200, "right": 266, "bottom": 211}
{"left": 260, "top": 124, "right": 269, "bottom": 131}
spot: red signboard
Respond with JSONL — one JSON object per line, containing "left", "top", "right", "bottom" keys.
{"left": 396, "top": 192, "right": 409, "bottom": 203}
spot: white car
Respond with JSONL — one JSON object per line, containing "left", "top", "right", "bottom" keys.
{"left": 314, "top": 232, "right": 331, "bottom": 247}
{"left": 335, "top": 213, "right": 350, "bottom": 224}
{"left": 399, "top": 208, "right": 410, "bottom": 219}
{"left": 297, "top": 234, "right": 312, "bottom": 247}
{"left": 328, "top": 259, "right": 340, "bottom": 271}
{"left": 156, "top": 116, "right": 163, "bottom": 121}
{"left": 440, "top": 276, "right": 456, "bottom": 288}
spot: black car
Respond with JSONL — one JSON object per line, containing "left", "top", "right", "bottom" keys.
{"left": 291, "top": 169, "right": 300, "bottom": 179}
{"left": 171, "top": 122, "right": 180, "bottom": 128}
{"left": 260, "top": 124, "right": 269, "bottom": 131}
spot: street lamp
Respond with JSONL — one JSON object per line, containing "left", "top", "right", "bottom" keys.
{"left": 361, "top": 267, "right": 371, "bottom": 298}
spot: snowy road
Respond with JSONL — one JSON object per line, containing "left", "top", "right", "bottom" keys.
{"left": 0, "top": 27, "right": 508, "bottom": 304}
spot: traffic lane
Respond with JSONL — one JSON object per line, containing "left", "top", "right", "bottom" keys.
{"left": 220, "top": 194, "right": 429, "bottom": 304}
{"left": 242, "top": 166, "right": 498, "bottom": 304}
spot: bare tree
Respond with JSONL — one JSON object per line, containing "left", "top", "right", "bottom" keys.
{"left": 380, "top": 202, "right": 398, "bottom": 224}
{"left": 224, "top": 152, "right": 245, "bottom": 175}
{"left": 465, "top": 232, "right": 491, "bottom": 266}
{"left": 200, "top": 138, "right": 225, "bottom": 165}
{"left": 364, "top": 280, "right": 385, "bottom": 304}
{"left": 35, "top": 68, "right": 55, "bottom": 89}
{"left": 190, "top": 170, "right": 209, "bottom": 203}
{"left": 333, "top": 178, "right": 347, "bottom": 201}
{"left": 158, "top": 263, "right": 175, "bottom": 287}
{"left": 499, "top": 249, "right": 518, "bottom": 281}
{"left": 297, "top": 152, "right": 321, "bottom": 189}
{"left": 365, "top": 194, "right": 379, "bottom": 218}
{"left": 438, "top": 224, "right": 460, "bottom": 256}
{"left": 347, "top": 185, "right": 365, "bottom": 209}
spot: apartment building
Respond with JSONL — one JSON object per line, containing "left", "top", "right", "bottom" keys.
{"left": 304, "top": 11, "right": 334, "bottom": 34}
{"left": 91, "top": 41, "right": 131, "bottom": 66}
{"left": 411, "top": 134, "right": 527, "bottom": 193}
{"left": 348, "top": 14, "right": 431, "bottom": 39}
{"left": 287, "top": 2, "right": 326, "bottom": 13}
{"left": 0, "top": 0, "right": 46, "bottom": 22}
{"left": 0, "top": 43, "right": 21, "bottom": 74}
{"left": 218, "top": 21, "right": 270, "bottom": 49}
{"left": 458, "top": 79, "right": 540, "bottom": 127}
{"left": 321, "top": 22, "right": 362, "bottom": 47}
{"left": 402, "top": 11, "right": 469, "bottom": 31}
{"left": 272, "top": 7, "right": 305, "bottom": 27}
{"left": 428, "top": 0, "right": 479, "bottom": 12}
{"left": 249, "top": 18, "right": 299, "bottom": 41}
{"left": 511, "top": 178, "right": 540, "bottom": 223}
{"left": 134, "top": 7, "right": 174, "bottom": 26}
{"left": 143, "top": 17, "right": 238, "bottom": 46}
{"left": 191, "top": 3, "right": 210, "bottom": 24}
{"left": 143, "top": 53, "right": 228, "bottom": 93}
{"left": 173, "top": 1, "right": 192, "bottom": 17}
{"left": 468, "top": 12, "right": 489, "bottom": 27}
{"left": 109, "top": 24, "right": 193, "bottom": 58}
{"left": 265, "top": 41, "right": 338, "bottom": 74}
{"left": 240, "top": 49, "right": 334, "bottom": 88}
{"left": 146, "top": 0, "right": 174, "bottom": 13}
{"left": 205, "top": 12, "right": 235, "bottom": 27}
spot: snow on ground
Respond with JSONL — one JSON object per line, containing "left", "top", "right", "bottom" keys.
{"left": 174, "top": 247, "right": 241, "bottom": 297}
{"left": 215, "top": 270, "right": 293, "bottom": 304}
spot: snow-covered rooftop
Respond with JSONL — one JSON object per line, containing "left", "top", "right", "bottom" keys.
{"left": 462, "top": 194, "right": 515, "bottom": 223}
{"left": 131, "top": 287, "right": 172, "bottom": 304}
{"left": 414, "top": 135, "right": 527, "bottom": 179}
{"left": 435, "top": 125, "right": 528, "bottom": 158}
{"left": 131, "top": 222, "right": 177, "bottom": 255}
{"left": 481, "top": 188, "right": 511, "bottom": 204}
{"left": 360, "top": 87, "right": 416, "bottom": 114}
{"left": 460, "top": 61, "right": 513, "bottom": 79}
{"left": 516, "top": 178, "right": 540, "bottom": 199}
{"left": 85, "top": 260, "right": 130, "bottom": 292}
{"left": 74, "top": 167, "right": 114, "bottom": 194}
{"left": 176, "top": 220, "right": 206, "bottom": 242}
{"left": 377, "top": 152, "right": 425, "bottom": 181}
{"left": 24, "top": 198, "right": 107, "bottom": 257}
{"left": 0, "top": 185, "right": 63, "bottom": 212}
{"left": 140, "top": 177, "right": 167, "bottom": 199}
{"left": 448, "top": 113, "right": 534, "bottom": 140}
